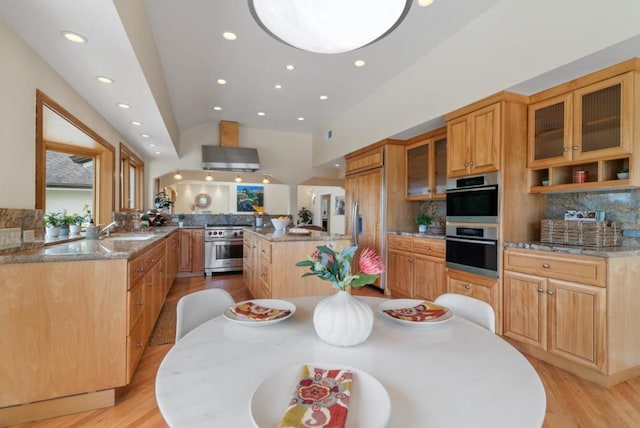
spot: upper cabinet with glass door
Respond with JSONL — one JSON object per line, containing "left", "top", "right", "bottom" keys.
{"left": 528, "top": 59, "right": 640, "bottom": 192}
{"left": 405, "top": 128, "right": 446, "bottom": 200}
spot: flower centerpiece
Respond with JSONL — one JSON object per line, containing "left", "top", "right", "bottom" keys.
{"left": 296, "top": 245, "right": 385, "bottom": 347}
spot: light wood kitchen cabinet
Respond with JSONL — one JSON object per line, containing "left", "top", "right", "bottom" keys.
{"left": 243, "top": 230, "right": 350, "bottom": 299}
{"left": 503, "top": 248, "right": 640, "bottom": 386}
{"left": 345, "top": 141, "right": 414, "bottom": 292}
{"left": 405, "top": 128, "right": 447, "bottom": 200}
{"left": 178, "top": 229, "right": 204, "bottom": 273}
{"left": 446, "top": 268, "right": 501, "bottom": 334}
{"left": 243, "top": 232, "right": 258, "bottom": 296}
{"left": 527, "top": 59, "right": 640, "bottom": 192}
{"left": 446, "top": 102, "right": 501, "bottom": 177}
{"left": 387, "top": 235, "right": 446, "bottom": 301}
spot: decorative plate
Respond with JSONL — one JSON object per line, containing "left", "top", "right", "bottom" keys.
{"left": 378, "top": 299, "right": 452, "bottom": 327}
{"left": 224, "top": 299, "right": 296, "bottom": 326}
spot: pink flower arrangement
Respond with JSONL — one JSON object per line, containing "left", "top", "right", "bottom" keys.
{"left": 296, "top": 245, "right": 385, "bottom": 291}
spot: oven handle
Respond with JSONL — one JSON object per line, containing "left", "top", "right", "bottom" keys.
{"left": 446, "top": 184, "right": 498, "bottom": 194}
{"left": 446, "top": 237, "right": 497, "bottom": 246}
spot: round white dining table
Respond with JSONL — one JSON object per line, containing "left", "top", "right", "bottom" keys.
{"left": 155, "top": 296, "right": 546, "bottom": 428}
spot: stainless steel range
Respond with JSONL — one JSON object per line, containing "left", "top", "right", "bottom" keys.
{"left": 204, "top": 224, "right": 248, "bottom": 275}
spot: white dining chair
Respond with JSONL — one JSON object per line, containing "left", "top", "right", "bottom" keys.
{"left": 434, "top": 293, "right": 496, "bottom": 333}
{"left": 175, "top": 288, "right": 236, "bottom": 341}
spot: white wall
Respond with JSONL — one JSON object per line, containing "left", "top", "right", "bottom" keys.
{"left": 146, "top": 122, "right": 341, "bottom": 212}
{"left": 45, "top": 189, "right": 93, "bottom": 216}
{"left": 0, "top": 20, "right": 135, "bottom": 209}
{"left": 312, "top": 0, "right": 640, "bottom": 166}
{"left": 173, "top": 181, "right": 290, "bottom": 214}
{"left": 297, "top": 185, "right": 345, "bottom": 234}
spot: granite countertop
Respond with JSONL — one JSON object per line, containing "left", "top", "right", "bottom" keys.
{"left": 387, "top": 231, "right": 446, "bottom": 240}
{"left": 0, "top": 227, "right": 178, "bottom": 264}
{"left": 244, "top": 227, "right": 350, "bottom": 243}
{"left": 504, "top": 241, "right": 640, "bottom": 258}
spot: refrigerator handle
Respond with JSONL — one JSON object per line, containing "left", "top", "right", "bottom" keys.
{"left": 351, "top": 200, "right": 359, "bottom": 245}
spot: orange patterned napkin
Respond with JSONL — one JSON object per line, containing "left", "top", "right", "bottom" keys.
{"left": 383, "top": 301, "right": 448, "bottom": 322}
{"left": 278, "top": 365, "right": 352, "bottom": 428}
{"left": 231, "top": 302, "right": 291, "bottom": 321}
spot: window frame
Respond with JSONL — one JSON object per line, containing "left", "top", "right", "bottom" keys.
{"left": 119, "top": 143, "right": 144, "bottom": 211}
{"left": 36, "top": 90, "right": 115, "bottom": 224}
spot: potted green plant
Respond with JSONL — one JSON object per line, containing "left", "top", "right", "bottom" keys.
{"left": 617, "top": 167, "right": 629, "bottom": 180}
{"left": 297, "top": 206, "right": 313, "bottom": 225}
{"left": 43, "top": 211, "right": 63, "bottom": 238}
{"left": 541, "top": 176, "right": 550, "bottom": 186}
{"left": 66, "top": 212, "right": 84, "bottom": 235}
{"left": 178, "top": 213, "right": 186, "bottom": 227}
{"left": 415, "top": 212, "right": 432, "bottom": 234}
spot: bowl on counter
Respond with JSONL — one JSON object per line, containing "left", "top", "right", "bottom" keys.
{"left": 271, "top": 219, "right": 289, "bottom": 230}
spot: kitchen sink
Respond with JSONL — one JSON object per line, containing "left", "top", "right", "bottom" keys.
{"left": 105, "top": 234, "right": 155, "bottom": 241}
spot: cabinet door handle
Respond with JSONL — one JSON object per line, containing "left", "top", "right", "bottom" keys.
{"left": 464, "top": 161, "right": 469, "bottom": 167}
{"left": 547, "top": 289, "right": 554, "bottom": 295}
{"left": 537, "top": 288, "right": 544, "bottom": 293}
{"left": 136, "top": 342, "right": 144, "bottom": 348}
{"left": 542, "top": 263, "right": 550, "bottom": 268}
{"left": 469, "top": 160, "right": 474, "bottom": 166}
{"left": 563, "top": 147, "right": 569, "bottom": 152}
{"left": 572, "top": 146, "right": 579, "bottom": 151}
{"left": 137, "top": 300, "right": 144, "bottom": 306}
{"left": 260, "top": 249, "right": 265, "bottom": 253}
{"left": 464, "top": 284, "right": 471, "bottom": 290}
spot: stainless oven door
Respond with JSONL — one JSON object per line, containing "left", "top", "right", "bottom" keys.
{"left": 205, "top": 239, "right": 243, "bottom": 274}
{"left": 445, "top": 226, "right": 498, "bottom": 278}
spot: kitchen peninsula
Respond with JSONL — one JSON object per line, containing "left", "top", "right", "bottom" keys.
{"left": 0, "top": 228, "right": 179, "bottom": 424}
{"left": 243, "top": 228, "right": 351, "bottom": 299}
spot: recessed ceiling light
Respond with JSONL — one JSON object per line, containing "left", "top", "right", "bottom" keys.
{"left": 213, "top": 106, "right": 222, "bottom": 111}
{"left": 222, "top": 32, "right": 237, "bottom": 40}
{"left": 418, "top": 0, "right": 435, "bottom": 6}
{"left": 117, "top": 103, "right": 131, "bottom": 109}
{"left": 61, "top": 31, "right": 87, "bottom": 44}
{"left": 140, "top": 134, "right": 150, "bottom": 138}
{"left": 131, "top": 121, "right": 142, "bottom": 126}
{"left": 286, "top": 64, "right": 295, "bottom": 71}
{"left": 297, "top": 117, "right": 304, "bottom": 121}
{"left": 149, "top": 143, "right": 157, "bottom": 147}
{"left": 319, "top": 95, "right": 328, "bottom": 100}
{"left": 154, "top": 151, "right": 161, "bottom": 155}
{"left": 334, "top": 163, "right": 340, "bottom": 167}
{"left": 275, "top": 84, "right": 283, "bottom": 89}
{"left": 95, "top": 75, "right": 114, "bottom": 84}
{"left": 354, "top": 60, "right": 366, "bottom": 67}
{"left": 257, "top": 112, "right": 266, "bottom": 116}
{"left": 217, "top": 79, "right": 227, "bottom": 85}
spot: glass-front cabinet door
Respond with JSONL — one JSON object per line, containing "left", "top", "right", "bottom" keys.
{"left": 405, "top": 131, "right": 446, "bottom": 200}
{"left": 573, "top": 72, "right": 633, "bottom": 161}
{"left": 528, "top": 93, "right": 572, "bottom": 168}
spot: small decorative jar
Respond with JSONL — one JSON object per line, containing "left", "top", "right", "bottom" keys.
{"left": 574, "top": 170, "right": 588, "bottom": 183}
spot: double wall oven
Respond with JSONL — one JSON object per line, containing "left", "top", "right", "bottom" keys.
{"left": 445, "top": 173, "right": 500, "bottom": 278}
{"left": 204, "top": 224, "right": 247, "bottom": 275}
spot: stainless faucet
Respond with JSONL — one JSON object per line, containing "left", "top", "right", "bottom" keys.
{"left": 99, "top": 221, "right": 118, "bottom": 237}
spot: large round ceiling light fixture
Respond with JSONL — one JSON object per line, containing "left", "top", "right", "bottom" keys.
{"left": 249, "top": 0, "right": 412, "bottom": 54}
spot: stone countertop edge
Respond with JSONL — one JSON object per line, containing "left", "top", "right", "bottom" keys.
{"left": 0, "top": 227, "right": 178, "bottom": 264}
{"left": 244, "top": 227, "right": 350, "bottom": 242}
{"left": 387, "top": 231, "right": 446, "bottom": 240}
{"left": 503, "top": 241, "right": 640, "bottom": 258}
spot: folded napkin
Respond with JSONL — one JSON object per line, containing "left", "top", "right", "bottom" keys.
{"left": 383, "top": 301, "right": 448, "bottom": 322}
{"left": 278, "top": 365, "right": 352, "bottom": 428}
{"left": 231, "top": 302, "right": 291, "bottom": 321}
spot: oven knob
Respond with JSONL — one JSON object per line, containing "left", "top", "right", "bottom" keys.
{"left": 233, "top": 232, "right": 238, "bottom": 237}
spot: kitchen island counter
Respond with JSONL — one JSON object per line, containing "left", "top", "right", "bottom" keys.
{"left": 243, "top": 228, "right": 351, "bottom": 299}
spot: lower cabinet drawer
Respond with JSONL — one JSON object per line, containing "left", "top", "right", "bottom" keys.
{"left": 259, "top": 261, "right": 271, "bottom": 292}
{"left": 127, "top": 281, "right": 144, "bottom": 332}
{"left": 127, "top": 317, "right": 146, "bottom": 382}
{"left": 413, "top": 238, "right": 445, "bottom": 258}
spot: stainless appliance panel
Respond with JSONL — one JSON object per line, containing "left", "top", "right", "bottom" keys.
{"left": 445, "top": 225, "right": 499, "bottom": 278}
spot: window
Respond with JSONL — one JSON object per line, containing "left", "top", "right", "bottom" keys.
{"left": 36, "top": 90, "right": 115, "bottom": 224}
{"left": 120, "top": 143, "right": 144, "bottom": 210}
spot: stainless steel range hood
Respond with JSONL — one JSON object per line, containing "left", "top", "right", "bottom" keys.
{"left": 201, "top": 145, "right": 260, "bottom": 172}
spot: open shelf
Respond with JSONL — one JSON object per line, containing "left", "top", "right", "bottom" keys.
{"left": 529, "top": 156, "right": 632, "bottom": 193}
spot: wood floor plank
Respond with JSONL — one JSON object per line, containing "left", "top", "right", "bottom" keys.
{"left": 8, "top": 274, "right": 640, "bottom": 427}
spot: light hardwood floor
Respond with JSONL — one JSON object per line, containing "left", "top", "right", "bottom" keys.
{"left": 11, "top": 274, "right": 640, "bottom": 427}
